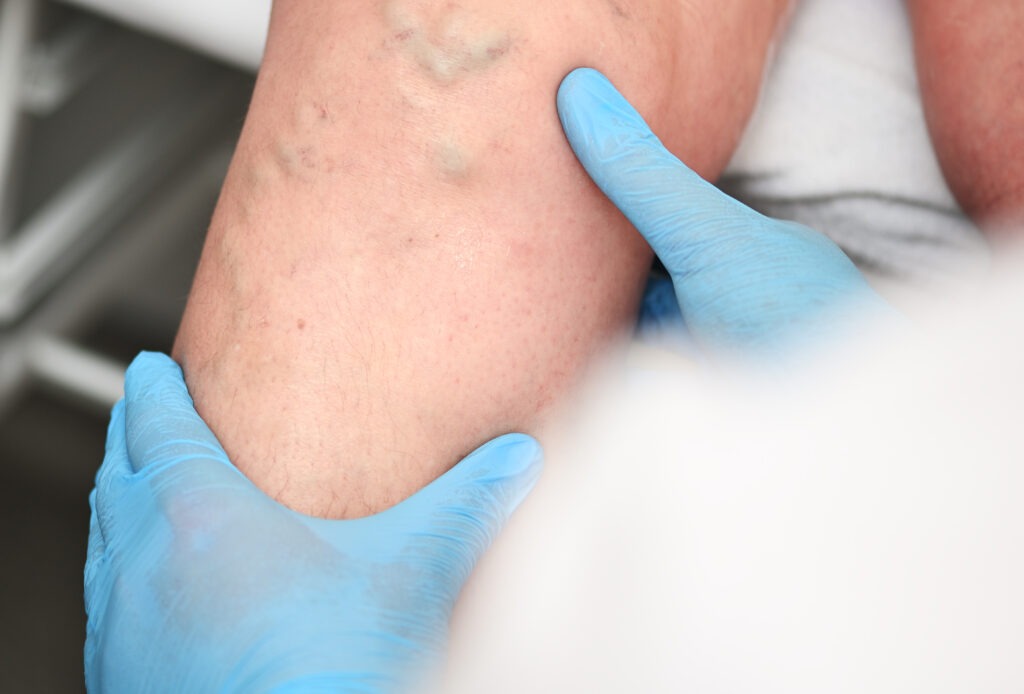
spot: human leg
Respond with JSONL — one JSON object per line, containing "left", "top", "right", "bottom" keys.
{"left": 173, "top": 0, "right": 790, "bottom": 518}
{"left": 907, "top": 0, "right": 1024, "bottom": 236}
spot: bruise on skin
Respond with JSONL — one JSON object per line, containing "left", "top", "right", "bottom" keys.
{"left": 382, "top": 0, "right": 514, "bottom": 84}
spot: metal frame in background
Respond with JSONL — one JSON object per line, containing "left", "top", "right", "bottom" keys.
{"left": 0, "top": 143, "right": 233, "bottom": 417}
{"left": 0, "top": 0, "right": 245, "bottom": 416}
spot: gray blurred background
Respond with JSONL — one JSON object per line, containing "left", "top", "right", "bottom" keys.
{"left": 0, "top": 1, "right": 256, "bottom": 689}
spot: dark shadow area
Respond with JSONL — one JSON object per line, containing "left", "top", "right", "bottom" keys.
{"left": 0, "top": 390, "right": 106, "bottom": 694}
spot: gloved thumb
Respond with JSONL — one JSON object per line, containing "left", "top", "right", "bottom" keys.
{"left": 558, "top": 67, "right": 889, "bottom": 354}
{"left": 557, "top": 67, "right": 757, "bottom": 269}
{"left": 373, "top": 434, "right": 544, "bottom": 593}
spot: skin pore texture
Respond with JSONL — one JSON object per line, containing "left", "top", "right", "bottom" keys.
{"left": 907, "top": 0, "right": 1024, "bottom": 237}
{"left": 173, "top": 0, "right": 791, "bottom": 519}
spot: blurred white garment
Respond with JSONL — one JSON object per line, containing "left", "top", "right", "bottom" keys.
{"left": 441, "top": 253, "right": 1024, "bottom": 692}
{"left": 724, "top": 0, "right": 989, "bottom": 282}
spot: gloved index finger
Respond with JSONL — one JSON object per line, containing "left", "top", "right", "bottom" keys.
{"left": 556, "top": 68, "right": 757, "bottom": 269}
{"left": 123, "top": 351, "right": 238, "bottom": 478}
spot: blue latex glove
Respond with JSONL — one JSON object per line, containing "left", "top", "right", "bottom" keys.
{"left": 84, "top": 352, "right": 542, "bottom": 693}
{"left": 558, "top": 68, "right": 892, "bottom": 355}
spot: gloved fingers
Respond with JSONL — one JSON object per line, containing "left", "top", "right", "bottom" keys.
{"left": 85, "top": 493, "right": 104, "bottom": 580}
{"left": 410, "top": 433, "right": 543, "bottom": 524}
{"left": 90, "top": 399, "right": 131, "bottom": 543}
{"left": 635, "top": 274, "right": 705, "bottom": 357}
{"left": 86, "top": 400, "right": 130, "bottom": 599}
{"left": 83, "top": 494, "right": 104, "bottom": 615}
{"left": 121, "top": 351, "right": 271, "bottom": 540}
{"left": 123, "top": 351, "right": 240, "bottom": 478}
{"left": 557, "top": 67, "right": 759, "bottom": 269}
{"left": 638, "top": 274, "right": 684, "bottom": 331}
{"left": 558, "top": 68, "right": 892, "bottom": 354}
{"left": 83, "top": 495, "right": 111, "bottom": 650}
{"left": 381, "top": 433, "right": 543, "bottom": 587}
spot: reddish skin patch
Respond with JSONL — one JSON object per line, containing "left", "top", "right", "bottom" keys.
{"left": 297, "top": 319, "right": 306, "bottom": 330}
{"left": 606, "top": 1, "right": 629, "bottom": 19}
{"left": 487, "top": 44, "right": 509, "bottom": 60}
{"left": 298, "top": 146, "right": 316, "bottom": 169}
{"left": 394, "top": 29, "right": 415, "bottom": 41}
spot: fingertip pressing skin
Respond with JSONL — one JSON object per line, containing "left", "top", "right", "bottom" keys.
{"left": 556, "top": 67, "right": 757, "bottom": 261}
{"left": 556, "top": 67, "right": 674, "bottom": 188}
{"left": 556, "top": 69, "right": 889, "bottom": 356}
{"left": 459, "top": 432, "right": 544, "bottom": 496}
{"left": 403, "top": 432, "right": 544, "bottom": 534}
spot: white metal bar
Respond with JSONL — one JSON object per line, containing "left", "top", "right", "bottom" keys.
{"left": 0, "top": 142, "right": 233, "bottom": 417}
{"left": 0, "top": 0, "right": 42, "bottom": 239}
{"left": 21, "top": 15, "right": 121, "bottom": 115}
{"left": 26, "top": 334, "right": 125, "bottom": 410}
{"left": 0, "top": 71, "right": 240, "bottom": 324}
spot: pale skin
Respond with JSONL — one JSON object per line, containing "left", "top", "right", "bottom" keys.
{"left": 173, "top": 0, "right": 791, "bottom": 518}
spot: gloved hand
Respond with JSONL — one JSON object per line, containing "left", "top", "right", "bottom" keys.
{"left": 84, "top": 352, "right": 542, "bottom": 693}
{"left": 557, "top": 68, "right": 893, "bottom": 355}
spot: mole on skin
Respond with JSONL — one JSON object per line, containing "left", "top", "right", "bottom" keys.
{"left": 382, "top": 0, "right": 513, "bottom": 84}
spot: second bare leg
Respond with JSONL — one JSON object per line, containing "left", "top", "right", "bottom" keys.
{"left": 907, "top": 0, "right": 1024, "bottom": 236}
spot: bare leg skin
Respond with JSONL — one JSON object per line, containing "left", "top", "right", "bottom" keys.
{"left": 907, "top": 0, "right": 1024, "bottom": 236}
{"left": 173, "top": 0, "right": 790, "bottom": 518}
